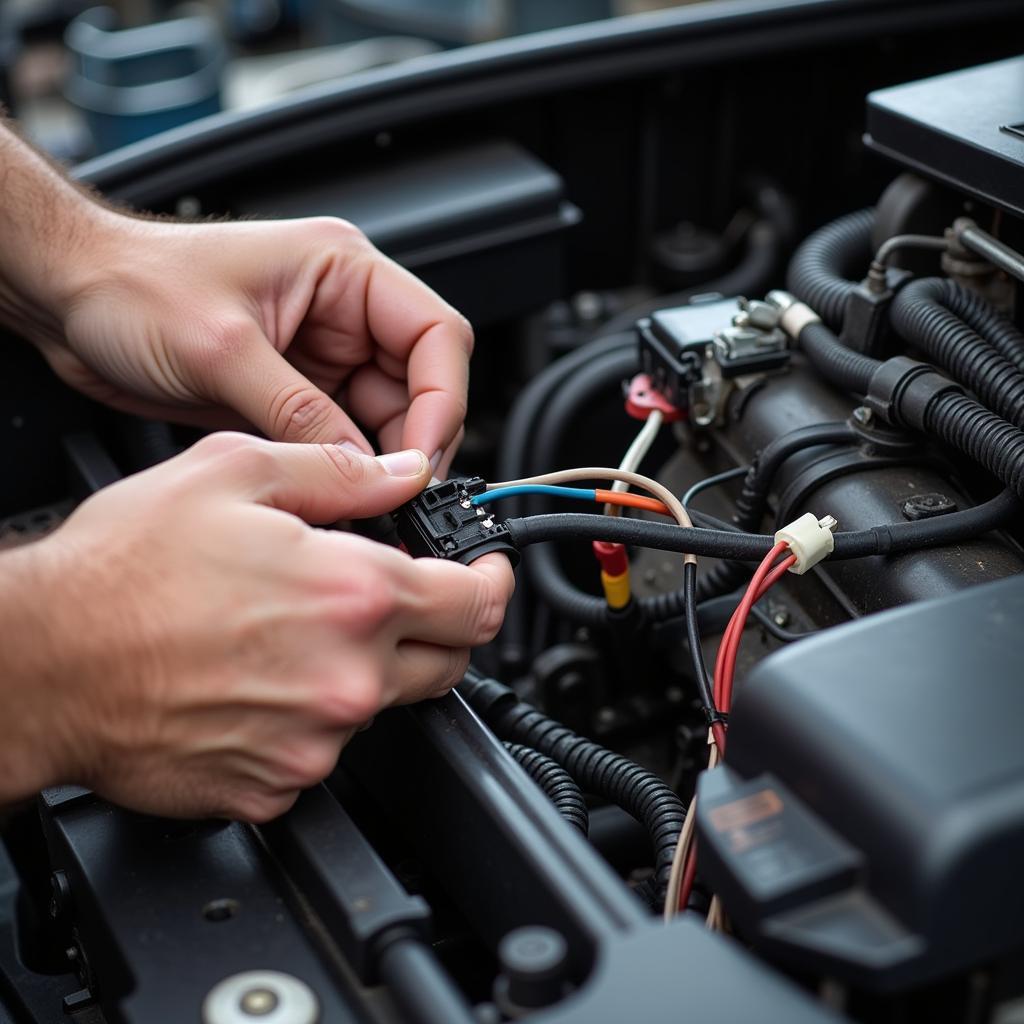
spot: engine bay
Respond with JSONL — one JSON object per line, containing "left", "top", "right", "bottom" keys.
{"left": 4, "top": 2, "right": 1024, "bottom": 1021}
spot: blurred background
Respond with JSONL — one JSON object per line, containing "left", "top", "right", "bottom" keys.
{"left": 0, "top": 0, "right": 707, "bottom": 161}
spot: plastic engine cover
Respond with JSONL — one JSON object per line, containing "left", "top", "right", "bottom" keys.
{"left": 696, "top": 574, "right": 1024, "bottom": 991}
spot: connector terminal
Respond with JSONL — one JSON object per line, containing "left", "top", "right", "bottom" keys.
{"left": 394, "top": 477, "right": 519, "bottom": 567}
{"left": 775, "top": 513, "right": 838, "bottom": 574}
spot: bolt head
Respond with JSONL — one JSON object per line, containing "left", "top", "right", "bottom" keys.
{"left": 239, "top": 988, "right": 278, "bottom": 1016}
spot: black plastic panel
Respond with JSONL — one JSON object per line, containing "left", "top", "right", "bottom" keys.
{"left": 698, "top": 574, "right": 1024, "bottom": 990}
{"left": 866, "top": 56, "right": 1024, "bottom": 216}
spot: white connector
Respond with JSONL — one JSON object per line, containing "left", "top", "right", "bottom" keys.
{"left": 774, "top": 513, "right": 838, "bottom": 574}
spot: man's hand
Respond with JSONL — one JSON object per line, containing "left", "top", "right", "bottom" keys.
{"left": 0, "top": 434, "right": 513, "bottom": 820}
{"left": 0, "top": 126, "right": 472, "bottom": 472}
{"left": 45, "top": 215, "right": 473, "bottom": 475}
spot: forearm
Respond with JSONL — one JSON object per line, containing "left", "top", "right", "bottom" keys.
{"left": 0, "top": 123, "right": 120, "bottom": 347}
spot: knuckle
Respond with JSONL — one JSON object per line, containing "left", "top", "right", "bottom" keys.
{"left": 230, "top": 439, "right": 277, "bottom": 481}
{"left": 205, "top": 316, "right": 255, "bottom": 367}
{"left": 443, "top": 648, "right": 471, "bottom": 690}
{"left": 269, "top": 384, "right": 336, "bottom": 442}
{"left": 334, "top": 574, "right": 398, "bottom": 634}
{"left": 232, "top": 789, "right": 298, "bottom": 824}
{"left": 279, "top": 742, "right": 340, "bottom": 788}
{"left": 320, "top": 670, "right": 383, "bottom": 725}
{"left": 453, "top": 313, "right": 475, "bottom": 356}
{"left": 311, "top": 216, "right": 369, "bottom": 248}
{"left": 317, "top": 444, "right": 369, "bottom": 489}
{"left": 191, "top": 430, "right": 254, "bottom": 460}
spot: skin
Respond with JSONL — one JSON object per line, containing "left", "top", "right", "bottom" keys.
{"left": 0, "top": 124, "right": 514, "bottom": 819}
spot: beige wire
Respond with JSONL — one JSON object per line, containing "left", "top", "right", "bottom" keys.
{"left": 493, "top": 458, "right": 706, "bottom": 906}
{"left": 664, "top": 740, "right": 720, "bottom": 920}
{"left": 606, "top": 410, "right": 664, "bottom": 515}
{"left": 489, "top": 466, "right": 697, "bottom": 566}
{"left": 706, "top": 896, "right": 724, "bottom": 931}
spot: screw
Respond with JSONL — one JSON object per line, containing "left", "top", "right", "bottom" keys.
{"left": 852, "top": 406, "right": 873, "bottom": 427}
{"left": 239, "top": 988, "right": 279, "bottom": 1016}
{"left": 772, "top": 609, "right": 790, "bottom": 627}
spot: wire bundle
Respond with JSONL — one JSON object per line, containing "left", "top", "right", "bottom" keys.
{"left": 664, "top": 541, "right": 796, "bottom": 920}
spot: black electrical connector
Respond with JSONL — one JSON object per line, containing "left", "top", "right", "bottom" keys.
{"left": 394, "top": 477, "right": 520, "bottom": 566}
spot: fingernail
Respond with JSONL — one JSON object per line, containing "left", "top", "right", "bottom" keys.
{"left": 377, "top": 449, "right": 427, "bottom": 477}
{"left": 338, "top": 440, "right": 364, "bottom": 454}
{"left": 429, "top": 449, "right": 443, "bottom": 473}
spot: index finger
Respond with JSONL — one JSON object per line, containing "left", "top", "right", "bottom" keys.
{"left": 362, "top": 254, "right": 473, "bottom": 461}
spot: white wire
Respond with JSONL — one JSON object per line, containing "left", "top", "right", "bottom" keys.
{"left": 663, "top": 741, "right": 719, "bottom": 920}
{"left": 489, "top": 466, "right": 697, "bottom": 565}
{"left": 706, "top": 895, "right": 724, "bottom": 931}
{"left": 607, "top": 410, "right": 664, "bottom": 513}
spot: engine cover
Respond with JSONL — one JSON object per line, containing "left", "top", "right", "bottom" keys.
{"left": 696, "top": 574, "right": 1024, "bottom": 990}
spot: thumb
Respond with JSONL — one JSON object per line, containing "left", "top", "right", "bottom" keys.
{"left": 245, "top": 442, "right": 432, "bottom": 523}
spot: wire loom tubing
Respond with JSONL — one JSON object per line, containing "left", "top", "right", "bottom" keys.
{"left": 890, "top": 278, "right": 1024, "bottom": 427}
{"left": 461, "top": 670, "right": 685, "bottom": 908}
{"left": 785, "top": 207, "right": 874, "bottom": 329}
{"left": 503, "top": 743, "right": 589, "bottom": 835}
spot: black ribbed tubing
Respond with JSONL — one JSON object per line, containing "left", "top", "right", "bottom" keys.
{"left": 798, "top": 320, "right": 881, "bottom": 395}
{"left": 786, "top": 208, "right": 874, "bottom": 329}
{"left": 891, "top": 278, "right": 1024, "bottom": 427}
{"left": 503, "top": 743, "right": 589, "bottom": 835}
{"left": 461, "top": 672, "right": 685, "bottom": 908}
{"left": 922, "top": 393, "right": 1024, "bottom": 502}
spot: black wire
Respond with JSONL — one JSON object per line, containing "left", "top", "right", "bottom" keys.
{"left": 683, "top": 562, "right": 716, "bottom": 713}
{"left": 681, "top": 466, "right": 749, "bottom": 509}
{"left": 506, "top": 488, "right": 1020, "bottom": 562}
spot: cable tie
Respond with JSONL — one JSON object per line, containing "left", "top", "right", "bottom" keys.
{"left": 703, "top": 708, "right": 729, "bottom": 727}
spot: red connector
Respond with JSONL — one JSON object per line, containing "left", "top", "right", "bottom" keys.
{"left": 624, "top": 373, "right": 686, "bottom": 422}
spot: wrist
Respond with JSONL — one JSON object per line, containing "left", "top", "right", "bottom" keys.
{"left": 0, "top": 538, "right": 82, "bottom": 801}
{"left": 0, "top": 127, "right": 132, "bottom": 347}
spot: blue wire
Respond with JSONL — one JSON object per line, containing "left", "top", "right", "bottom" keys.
{"left": 472, "top": 485, "right": 598, "bottom": 506}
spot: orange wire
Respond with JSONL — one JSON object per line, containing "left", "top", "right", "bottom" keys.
{"left": 593, "top": 489, "right": 671, "bottom": 515}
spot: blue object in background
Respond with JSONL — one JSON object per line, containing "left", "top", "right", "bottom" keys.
{"left": 309, "top": 0, "right": 612, "bottom": 48}
{"left": 64, "top": 7, "right": 226, "bottom": 154}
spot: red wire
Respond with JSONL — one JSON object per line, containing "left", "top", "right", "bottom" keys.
{"left": 678, "top": 543, "right": 796, "bottom": 918}
{"left": 714, "top": 542, "right": 793, "bottom": 714}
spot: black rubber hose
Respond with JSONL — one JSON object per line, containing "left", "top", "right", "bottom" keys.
{"left": 523, "top": 345, "right": 640, "bottom": 625}
{"left": 503, "top": 743, "right": 589, "bottom": 835}
{"left": 496, "top": 332, "right": 635, "bottom": 669}
{"left": 786, "top": 208, "right": 874, "bottom": 329}
{"left": 497, "top": 332, "right": 636, "bottom": 509}
{"left": 506, "top": 489, "right": 1019, "bottom": 560}
{"left": 920, "top": 394, "right": 1024, "bottom": 503}
{"left": 890, "top": 278, "right": 1024, "bottom": 427}
{"left": 733, "top": 422, "right": 858, "bottom": 530}
{"left": 461, "top": 672, "right": 685, "bottom": 908}
{"left": 594, "top": 183, "right": 795, "bottom": 341}
{"left": 798, "top": 320, "right": 881, "bottom": 395}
